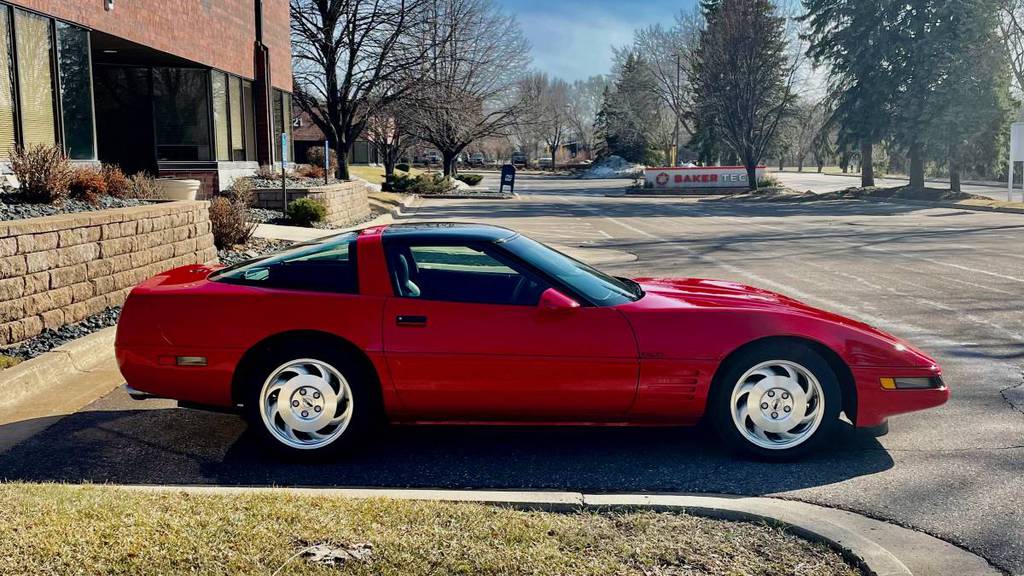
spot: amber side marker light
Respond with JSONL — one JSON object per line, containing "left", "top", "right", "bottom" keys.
{"left": 881, "top": 377, "right": 941, "bottom": 390}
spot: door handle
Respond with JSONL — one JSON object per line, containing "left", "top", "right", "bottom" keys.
{"left": 396, "top": 315, "right": 428, "bottom": 327}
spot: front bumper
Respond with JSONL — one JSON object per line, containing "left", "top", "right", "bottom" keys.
{"left": 853, "top": 366, "right": 949, "bottom": 428}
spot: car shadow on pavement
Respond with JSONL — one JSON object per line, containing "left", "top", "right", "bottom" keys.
{"left": 0, "top": 406, "right": 894, "bottom": 495}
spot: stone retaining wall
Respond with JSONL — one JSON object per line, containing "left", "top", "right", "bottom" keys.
{"left": 253, "top": 180, "right": 371, "bottom": 227}
{"left": 0, "top": 201, "right": 217, "bottom": 347}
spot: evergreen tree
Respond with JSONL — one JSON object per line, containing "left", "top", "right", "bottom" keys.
{"left": 691, "top": 0, "right": 794, "bottom": 188}
{"left": 595, "top": 53, "right": 662, "bottom": 163}
{"left": 802, "top": 0, "right": 900, "bottom": 187}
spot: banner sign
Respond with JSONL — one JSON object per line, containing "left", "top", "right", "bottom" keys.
{"left": 644, "top": 166, "right": 766, "bottom": 190}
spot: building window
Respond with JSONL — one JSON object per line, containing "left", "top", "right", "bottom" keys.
{"left": 228, "top": 75, "right": 244, "bottom": 161}
{"left": 211, "top": 71, "right": 229, "bottom": 161}
{"left": 242, "top": 79, "right": 255, "bottom": 161}
{"left": 153, "top": 67, "right": 210, "bottom": 161}
{"left": 0, "top": 7, "right": 16, "bottom": 159}
{"left": 56, "top": 22, "right": 95, "bottom": 160}
{"left": 14, "top": 9, "right": 56, "bottom": 148}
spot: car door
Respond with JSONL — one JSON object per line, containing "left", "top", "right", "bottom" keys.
{"left": 382, "top": 241, "right": 639, "bottom": 421}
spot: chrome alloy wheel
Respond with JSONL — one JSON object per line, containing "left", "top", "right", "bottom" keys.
{"left": 730, "top": 360, "right": 824, "bottom": 450}
{"left": 259, "top": 359, "right": 353, "bottom": 450}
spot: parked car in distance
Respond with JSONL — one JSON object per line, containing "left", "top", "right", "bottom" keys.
{"left": 470, "top": 153, "right": 486, "bottom": 166}
{"left": 116, "top": 223, "right": 948, "bottom": 461}
{"left": 511, "top": 152, "right": 527, "bottom": 166}
{"left": 537, "top": 157, "right": 553, "bottom": 168}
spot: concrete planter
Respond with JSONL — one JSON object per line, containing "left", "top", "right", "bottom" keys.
{"left": 154, "top": 179, "right": 201, "bottom": 201}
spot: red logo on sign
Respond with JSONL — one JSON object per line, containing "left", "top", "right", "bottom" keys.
{"left": 655, "top": 173, "right": 670, "bottom": 186}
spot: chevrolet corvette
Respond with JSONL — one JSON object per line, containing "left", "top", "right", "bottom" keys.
{"left": 116, "top": 223, "right": 948, "bottom": 459}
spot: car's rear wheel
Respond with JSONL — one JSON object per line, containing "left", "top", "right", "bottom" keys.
{"left": 710, "top": 342, "right": 841, "bottom": 460}
{"left": 242, "top": 343, "right": 377, "bottom": 458}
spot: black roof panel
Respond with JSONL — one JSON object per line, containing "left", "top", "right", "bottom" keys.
{"left": 382, "top": 222, "right": 518, "bottom": 242}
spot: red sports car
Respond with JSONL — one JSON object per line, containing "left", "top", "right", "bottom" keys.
{"left": 116, "top": 223, "right": 948, "bottom": 459}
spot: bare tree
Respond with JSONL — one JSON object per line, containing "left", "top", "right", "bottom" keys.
{"left": 365, "top": 106, "right": 415, "bottom": 186}
{"left": 566, "top": 76, "right": 606, "bottom": 159}
{"left": 402, "top": 0, "right": 531, "bottom": 177}
{"left": 290, "top": 0, "right": 433, "bottom": 180}
{"left": 999, "top": 0, "right": 1024, "bottom": 98}
{"left": 536, "top": 75, "right": 571, "bottom": 168}
{"left": 632, "top": 9, "right": 702, "bottom": 165}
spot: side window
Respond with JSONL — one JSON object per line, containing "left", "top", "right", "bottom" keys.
{"left": 214, "top": 234, "right": 358, "bottom": 293}
{"left": 389, "top": 243, "right": 546, "bottom": 305}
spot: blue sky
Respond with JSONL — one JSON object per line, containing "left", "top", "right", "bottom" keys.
{"left": 499, "top": 0, "right": 696, "bottom": 81}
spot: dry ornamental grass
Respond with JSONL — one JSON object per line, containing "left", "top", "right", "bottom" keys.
{"left": 0, "top": 484, "right": 861, "bottom": 576}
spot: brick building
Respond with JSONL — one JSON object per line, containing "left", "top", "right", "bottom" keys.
{"left": 0, "top": 0, "right": 293, "bottom": 196}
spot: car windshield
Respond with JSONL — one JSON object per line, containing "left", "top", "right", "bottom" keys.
{"left": 503, "top": 235, "right": 643, "bottom": 306}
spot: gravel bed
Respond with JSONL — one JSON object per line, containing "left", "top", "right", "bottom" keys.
{"left": 249, "top": 176, "right": 342, "bottom": 190}
{"left": 217, "top": 238, "right": 294, "bottom": 267}
{"left": 1, "top": 307, "right": 121, "bottom": 361}
{"left": 0, "top": 193, "right": 152, "bottom": 222}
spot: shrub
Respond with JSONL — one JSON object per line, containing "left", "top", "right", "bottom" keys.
{"left": 757, "top": 174, "right": 783, "bottom": 188}
{"left": 287, "top": 197, "right": 327, "bottom": 226}
{"left": 68, "top": 166, "right": 108, "bottom": 204}
{"left": 255, "top": 164, "right": 279, "bottom": 180}
{"left": 409, "top": 173, "right": 456, "bottom": 195}
{"left": 395, "top": 163, "right": 410, "bottom": 173}
{"left": 9, "top": 144, "right": 74, "bottom": 203}
{"left": 307, "top": 146, "right": 338, "bottom": 174}
{"left": 101, "top": 164, "right": 131, "bottom": 198}
{"left": 210, "top": 179, "right": 257, "bottom": 249}
{"left": 295, "top": 163, "right": 326, "bottom": 179}
{"left": 126, "top": 172, "right": 158, "bottom": 199}
{"left": 455, "top": 173, "right": 483, "bottom": 186}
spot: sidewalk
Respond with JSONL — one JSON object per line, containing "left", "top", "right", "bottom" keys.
{"left": 775, "top": 167, "right": 1006, "bottom": 190}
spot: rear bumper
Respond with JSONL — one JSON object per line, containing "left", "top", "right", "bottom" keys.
{"left": 852, "top": 366, "right": 949, "bottom": 428}
{"left": 116, "top": 345, "right": 243, "bottom": 408}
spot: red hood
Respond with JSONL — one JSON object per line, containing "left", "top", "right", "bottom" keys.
{"left": 634, "top": 277, "right": 917, "bottom": 347}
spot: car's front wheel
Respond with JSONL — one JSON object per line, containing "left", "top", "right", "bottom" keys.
{"left": 243, "top": 343, "right": 376, "bottom": 458}
{"left": 710, "top": 342, "right": 841, "bottom": 460}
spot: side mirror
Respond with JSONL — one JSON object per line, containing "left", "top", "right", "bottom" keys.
{"left": 538, "top": 288, "right": 580, "bottom": 312}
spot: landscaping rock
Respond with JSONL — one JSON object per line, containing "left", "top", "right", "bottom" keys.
{"left": 1, "top": 307, "right": 121, "bottom": 360}
{"left": 0, "top": 193, "right": 151, "bottom": 222}
{"left": 217, "top": 238, "right": 293, "bottom": 267}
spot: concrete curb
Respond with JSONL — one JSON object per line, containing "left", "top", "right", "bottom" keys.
{"left": 857, "top": 195, "right": 1024, "bottom": 215}
{"left": 0, "top": 326, "right": 123, "bottom": 453}
{"left": 71, "top": 485, "right": 997, "bottom": 576}
{"left": 0, "top": 326, "right": 116, "bottom": 413}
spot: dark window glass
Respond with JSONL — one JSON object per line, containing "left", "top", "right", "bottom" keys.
{"left": 242, "top": 80, "right": 255, "bottom": 160}
{"left": 153, "top": 68, "right": 210, "bottom": 161}
{"left": 504, "top": 235, "right": 643, "bottom": 306}
{"left": 388, "top": 243, "right": 546, "bottom": 306}
{"left": 212, "top": 232, "right": 359, "bottom": 294}
{"left": 56, "top": 22, "right": 95, "bottom": 159}
{"left": 0, "top": 8, "right": 16, "bottom": 159}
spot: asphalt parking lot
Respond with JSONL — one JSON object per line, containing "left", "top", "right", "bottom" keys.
{"left": 2, "top": 174, "right": 1023, "bottom": 573}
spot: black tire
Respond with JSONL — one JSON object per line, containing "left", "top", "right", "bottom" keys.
{"left": 709, "top": 341, "right": 842, "bottom": 461}
{"left": 240, "top": 340, "right": 381, "bottom": 460}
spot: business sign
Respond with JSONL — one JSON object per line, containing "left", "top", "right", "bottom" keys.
{"left": 1009, "top": 122, "right": 1024, "bottom": 201}
{"left": 644, "top": 166, "right": 766, "bottom": 190}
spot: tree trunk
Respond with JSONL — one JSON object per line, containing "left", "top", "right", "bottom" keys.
{"left": 442, "top": 151, "right": 457, "bottom": 178}
{"left": 778, "top": 156, "right": 784, "bottom": 171}
{"left": 860, "top": 140, "right": 875, "bottom": 187}
{"left": 909, "top": 142, "right": 925, "bottom": 190}
{"left": 797, "top": 157, "right": 804, "bottom": 172}
{"left": 949, "top": 146, "right": 961, "bottom": 192}
{"left": 335, "top": 142, "right": 351, "bottom": 181}
{"left": 746, "top": 163, "right": 758, "bottom": 191}
{"left": 550, "top": 144, "right": 559, "bottom": 171}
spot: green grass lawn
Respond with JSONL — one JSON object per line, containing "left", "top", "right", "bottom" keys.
{"left": 348, "top": 165, "right": 425, "bottom": 185}
{"left": 0, "top": 484, "right": 859, "bottom": 576}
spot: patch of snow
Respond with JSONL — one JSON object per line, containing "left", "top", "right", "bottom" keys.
{"left": 581, "top": 155, "right": 645, "bottom": 179}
